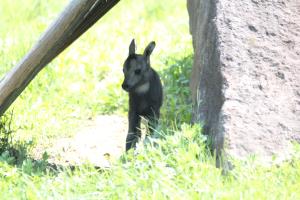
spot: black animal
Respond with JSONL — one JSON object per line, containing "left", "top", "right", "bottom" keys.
{"left": 122, "top": 39, "right": 163, "bottom": 151}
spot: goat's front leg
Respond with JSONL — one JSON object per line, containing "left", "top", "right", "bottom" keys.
{"left": 126, "top": 109, "right": 141, "bottom": 151}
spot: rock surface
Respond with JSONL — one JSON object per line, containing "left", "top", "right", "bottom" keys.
{"left": 187, "top": 0, "right": 300, "bottom": 165}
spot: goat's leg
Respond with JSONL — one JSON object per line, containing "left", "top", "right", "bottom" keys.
{"left": 126, "top": 110, "right": 141, "bottom": 151}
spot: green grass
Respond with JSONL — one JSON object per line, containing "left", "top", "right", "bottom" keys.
{"left": 0, "top": 0, "right": 300, "bottom": 199}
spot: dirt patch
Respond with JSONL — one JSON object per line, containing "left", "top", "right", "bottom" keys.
{"left": 36, "top": 115, "right": 128, "bottom": 168}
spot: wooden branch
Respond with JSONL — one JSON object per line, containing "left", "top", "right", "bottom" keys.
{"left": 0, "top": 0, "right": 120, "bottom": 116}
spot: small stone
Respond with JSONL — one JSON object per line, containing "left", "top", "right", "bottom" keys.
{"left": 248, "top": 25, "right": 258, "bottom": 32}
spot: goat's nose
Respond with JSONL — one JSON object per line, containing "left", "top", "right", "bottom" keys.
{"left": 122, "top": 83, "right": 129, "bottom": 91}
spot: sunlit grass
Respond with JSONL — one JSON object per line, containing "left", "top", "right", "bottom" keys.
{"left": 0, "top": 0, "right": 300, "bottom": 199}
{"left": 0, "top": 125, "right": 299, "bottom": 199}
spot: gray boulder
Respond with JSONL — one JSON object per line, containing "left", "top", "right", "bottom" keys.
{"left": 187, "top": 0, "right": 300, "bottom": 166}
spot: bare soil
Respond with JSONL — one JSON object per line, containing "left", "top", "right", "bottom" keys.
{"left": 35, "top": 115, "right": 128, "bottom": 168}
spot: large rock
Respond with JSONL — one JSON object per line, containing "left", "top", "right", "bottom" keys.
{"left": 187, "top": 0, "right": 300, "bottom": 165}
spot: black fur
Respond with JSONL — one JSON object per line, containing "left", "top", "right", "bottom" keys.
{"left": 122, "top": 40, "right": 163, "bottom": 151}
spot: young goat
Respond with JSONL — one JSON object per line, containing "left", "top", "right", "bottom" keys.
{"left": 122, "top": 39, "right": 163, "bottom": 151}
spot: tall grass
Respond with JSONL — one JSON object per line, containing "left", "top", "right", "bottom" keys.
{"left": 0, "top": 0, "right": 299, "bottom": 199}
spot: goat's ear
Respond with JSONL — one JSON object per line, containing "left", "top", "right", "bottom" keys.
{"left": 129, "top": 39, "right": 136, "bottom": 56}
{"left": 143, "top": 41, "right": 156, "bottom": 57}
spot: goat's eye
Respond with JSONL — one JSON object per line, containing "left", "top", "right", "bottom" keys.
{"left": 135, "top": 69, "right": 141, "bottom": 75}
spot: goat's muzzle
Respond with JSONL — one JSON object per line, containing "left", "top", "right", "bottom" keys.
{"left": 122, "top": 82, "right": 130, "bottom": 92}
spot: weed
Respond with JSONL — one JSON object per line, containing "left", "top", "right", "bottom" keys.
{"left": 0, "top": 113, "right": 14, "bottom": 154}
{"left": 0, "top": 112, "right": 34, "bottom": 165}
{"left": 160, "top": 54, "right": 193, "bottom": 128}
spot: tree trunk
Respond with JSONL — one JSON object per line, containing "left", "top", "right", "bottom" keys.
{"left": 0, "top": 0, "right": 120, "bottom": 116}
